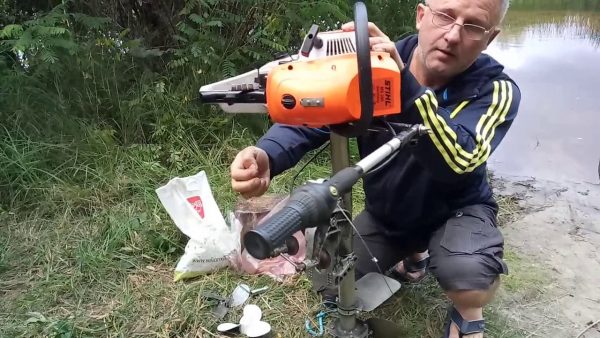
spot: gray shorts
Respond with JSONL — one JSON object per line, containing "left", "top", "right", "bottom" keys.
{"left": 352, "top": 204, "right": 509, "bottom": 291}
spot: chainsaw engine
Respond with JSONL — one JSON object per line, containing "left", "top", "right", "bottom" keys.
{"left": 199, "top": 22, "right": 402, "bottom": 136}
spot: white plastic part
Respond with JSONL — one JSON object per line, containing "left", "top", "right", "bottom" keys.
{"left": 239, "top": 304, "right": 263, "bottom": 335}
{"left": 216, "top": 322, "right": 240, "bottom": 333}
{"left": 245, "top": 321, "right": 272, "bottom": 337}
{"left": 242, "top": 304, "right": 262, "bottom": 321}
{"left": 229, "top": 283, "right": 251, "bottom": 307}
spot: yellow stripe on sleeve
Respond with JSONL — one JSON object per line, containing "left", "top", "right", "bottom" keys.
{"left": 415, "top": 96, "right": 464, "bottom": 174}
{"left": 414, "top": 80, "right": 513, "bottom": 174}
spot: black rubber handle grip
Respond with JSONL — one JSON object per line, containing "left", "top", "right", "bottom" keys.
{"left": 244, "top": 183, "right": 337, "bottom": 260}
{"left": 244, "top": 204, "right": 303, "bottom": 260}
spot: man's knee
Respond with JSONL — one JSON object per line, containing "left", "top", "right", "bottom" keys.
{"left": 430, "top": 254, "right": 501, "bottom": 291}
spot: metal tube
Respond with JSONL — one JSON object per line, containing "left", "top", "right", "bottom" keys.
{"left": 330, "top": 134, "right": 361, "bottom": 336}
{"left": 330, "top": 134, "right": 352, "bottom": 213}
{"left": 354, "top": 126, "right": 425, "bottom": 173}
{"left": 355, "top": 137, "right": 401, "bottom": 173}
{"left": 337, "top": 210, "right": 357, "bottom": 332}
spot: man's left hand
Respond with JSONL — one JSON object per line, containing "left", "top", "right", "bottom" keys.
{"left": 341, "top": 21, "right": 404, "bottom": 70}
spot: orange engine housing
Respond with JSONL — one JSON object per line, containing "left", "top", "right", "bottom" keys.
{"left": 266, "top": 52, "right": 401, "bottom": 127}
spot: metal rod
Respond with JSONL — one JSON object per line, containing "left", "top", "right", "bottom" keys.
{"left": 330, "top": 133, "right": 360, "bottom": 336}
{"left": 354, "top": 125, "right": 426, "bottom": 173}
{"left": 330, "top": 133, "right": 352, "bottom": 213}
{"left": 337, "top": 210, "right": 358, "bottom": 332}
{"left": 355, "top": 137, "right": 401, "bottom": 173}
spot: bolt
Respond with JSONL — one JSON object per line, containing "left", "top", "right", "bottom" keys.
{"left": 329, "top": 186, "right": 338, "bottom": 196}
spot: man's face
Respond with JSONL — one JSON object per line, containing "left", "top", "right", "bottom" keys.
{"left": 415, "top": 0, "right": 501, "bottom": 79}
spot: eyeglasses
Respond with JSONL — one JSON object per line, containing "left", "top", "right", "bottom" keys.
{"left": 424, "top": 4, "right": 493, "bottom": 41}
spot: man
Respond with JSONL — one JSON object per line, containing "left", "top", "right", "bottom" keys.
{"left": 229, "top": 0, "right": 520, "bottom": 337}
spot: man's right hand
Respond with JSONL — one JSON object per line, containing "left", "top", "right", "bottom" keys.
{"left": 230, "top": 146, "right": 271, "bottom": 199}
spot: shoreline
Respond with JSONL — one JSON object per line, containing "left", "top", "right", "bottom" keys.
{"left": 492, "top": 172, "right": 600, "bottom": 336}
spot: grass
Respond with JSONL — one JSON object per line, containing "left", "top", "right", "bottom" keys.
{"left": 0, "top": 128, "right": 552, "bottom": 338}
{"left": 0, "top": 2, "right": 552, "bottom": 336}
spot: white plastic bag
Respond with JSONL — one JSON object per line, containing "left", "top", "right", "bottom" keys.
{"left": 156, "top": 171, "right": 240, "bottom": 281}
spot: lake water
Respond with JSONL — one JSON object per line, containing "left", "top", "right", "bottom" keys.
{"left": 483, "top": 0, "right": 600, "bottom": 184}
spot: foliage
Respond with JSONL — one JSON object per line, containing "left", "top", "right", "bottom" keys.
{"left": 0, "top": 0, "right": 418, "bottom": 211}
{"left": 367, "top": 0, "right": 420, "bottom": 40}
{"left": 169, "top": 1, "right": 354, "bottom": 85}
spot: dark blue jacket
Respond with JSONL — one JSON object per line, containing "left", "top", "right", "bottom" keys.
{"left": 256, "top": 35, "right": 521, "bottom": 235}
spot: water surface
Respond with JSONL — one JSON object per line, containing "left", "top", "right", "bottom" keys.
{"left": 483, "top": 0, "right": 600, "bottom": 184}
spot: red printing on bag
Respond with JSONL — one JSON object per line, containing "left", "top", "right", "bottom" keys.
{"left": 187, "top": 196, "right": 205, "bottom": 218}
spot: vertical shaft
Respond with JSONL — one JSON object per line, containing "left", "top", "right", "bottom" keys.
{"left": 330, "top": 134, "right": 352, "bottom": 213}
{"left": 337, "top": 208, "right": 358, "bottom": 332}
{"left": 330, "top": 133, "right": 359, "bottom": 334}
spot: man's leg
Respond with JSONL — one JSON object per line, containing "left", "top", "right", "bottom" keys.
{"left": 427, "top": 204, "right": 508, "bottom": 338}
{"left": 351, "top": 210, "right": 410, "bottom": 279}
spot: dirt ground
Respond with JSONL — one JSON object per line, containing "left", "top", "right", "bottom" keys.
{"left": 493, "top": 175, "right": 600, "bottom": 338}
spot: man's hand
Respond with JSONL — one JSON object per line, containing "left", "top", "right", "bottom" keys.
{"left": 230, "top": 146, "right": 271, "bottom": 199}
{"left": 341, "top": 21, "right": 404, "bottom": 71}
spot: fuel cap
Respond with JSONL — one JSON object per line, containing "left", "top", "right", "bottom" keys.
{"left": 281, "top": 94, "right": 296, "bottom": 109}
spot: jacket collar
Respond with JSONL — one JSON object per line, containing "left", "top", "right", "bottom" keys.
{"left": 395, "top": 34, "right": 506, "bottom": 105}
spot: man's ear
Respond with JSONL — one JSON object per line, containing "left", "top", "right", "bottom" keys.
{"left": 486, "top": 28, "right": 501, "bottom": 47}
{"left": 415, "top": 3, "right": 426, "bottom": 31}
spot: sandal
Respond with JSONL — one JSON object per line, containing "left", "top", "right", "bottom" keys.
{"left": 385, "top": 255, "right": 430, "bottom": 283}
{"left": 443, "top": 305, "right": 485, "bottom": 337}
